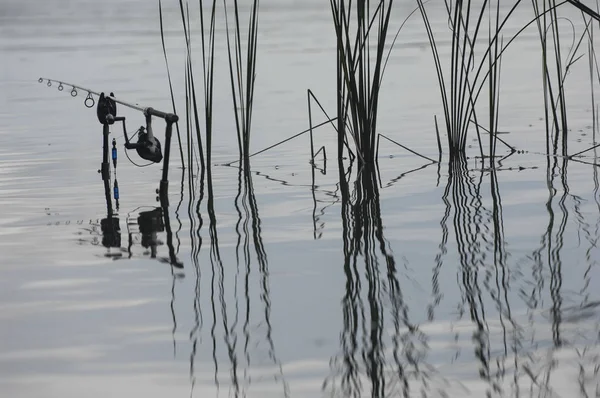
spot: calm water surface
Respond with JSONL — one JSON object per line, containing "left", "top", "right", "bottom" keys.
{"left": 2, "top": 1, "right": 600, "bottom": 397}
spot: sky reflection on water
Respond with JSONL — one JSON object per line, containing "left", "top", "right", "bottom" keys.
{"left": 2, "top": 0, "right": 600, "bottom": 397}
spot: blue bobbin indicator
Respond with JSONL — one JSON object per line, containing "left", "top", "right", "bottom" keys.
{"left": 111, "top": 138, "right": 117, "bottom": 169}
{"left": 113, "top": 179, "right": 119, "bottom": 201}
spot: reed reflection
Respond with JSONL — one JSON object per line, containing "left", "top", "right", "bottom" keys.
{"left": 527, "top": 153, "right": 599, "bottom": 343}
{"left": 429, "top": 153, "right": 600, "bottom": 396}
{"left": 188, "top": 155, "right": 205, "bottom": 391}
{"left": 440, "top": 155, "right": 515, "bottom": 393}
{"left": 324, "top": 162, "right": 430, "bottom": 398}
{"left": 187, "top": 158, "right": 288, "bottom": 397}
{"left": 543, "top": 155, "right": 567, "bottom": 347}
{"left": 234, "top": 158, "right": 289, "bottom": 397}
{"left": 514, "top": 154, "right": 600, "bottom": 395}
{"left": 170, "top": 170, "right": 187, "bottom": 357}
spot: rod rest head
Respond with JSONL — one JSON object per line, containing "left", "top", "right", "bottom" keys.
{"left": 144, "top": 107, "right": 178, "bottom": 123}
{"left": 97, "top": 92, "right": 117, "bottom": 125}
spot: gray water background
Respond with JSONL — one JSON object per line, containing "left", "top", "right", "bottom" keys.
{"left": 1, "top": 0, "right": 600, "bottom": 397}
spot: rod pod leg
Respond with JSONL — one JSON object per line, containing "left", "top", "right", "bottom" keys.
{"left": 159, "top": 120, "right": 174, "bottom": 205}
{"left": 101, "top": 123, "right": 114, "bottom": 218}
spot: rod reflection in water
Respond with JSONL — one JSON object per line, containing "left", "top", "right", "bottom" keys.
{"left": 324, "top": 162, "right": 430, "bottom": 398}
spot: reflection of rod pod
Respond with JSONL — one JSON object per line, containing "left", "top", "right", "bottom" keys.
{"left": 100, "top": 217, "right": 121, "bottom": 248}
{"left": 138, "top": 208, "right": 165, "bottom": 258}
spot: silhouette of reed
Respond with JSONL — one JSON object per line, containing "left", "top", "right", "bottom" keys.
{"left": 329, "top": 0, "right": 395, "bottom": 165}
{"left": 416, "top": 0, "right": 519, "bottom": 157}
{"left": 415, "top": 1, "right": 600, "bottom": 159}
{"left": 224, "top": 0, "right": 260, "bottom": 160}
{"left": 536, "top": 1, "right": 600, "bottom": 158}
{"left": 532, "top": 1, "right": 581, "bottom": 157}
{"left": 533, "top": 0, "right": 566, "bottom": 156}
{"left": 160, "top": 0, "right": 219, "bottom": 181}
{"left": 159, "top": 0, "right": 185, "bottom": 169}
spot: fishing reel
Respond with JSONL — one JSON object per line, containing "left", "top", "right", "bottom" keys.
{"left": 97, "top": 93, "right": 163, "bottom": 164}
{"left": 126, "top": 123, "right": 163, "bottom": 164}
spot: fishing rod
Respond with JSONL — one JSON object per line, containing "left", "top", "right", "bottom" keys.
{"left": 39, "top": 77, "right": 179, "bottom": 206}
{"left": 38, "top": 77, "right": 177, "bottom": 120}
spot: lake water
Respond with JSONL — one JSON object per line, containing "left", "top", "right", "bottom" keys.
{"left": 2, "top": 1, "right": 600, "bottom": 397}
